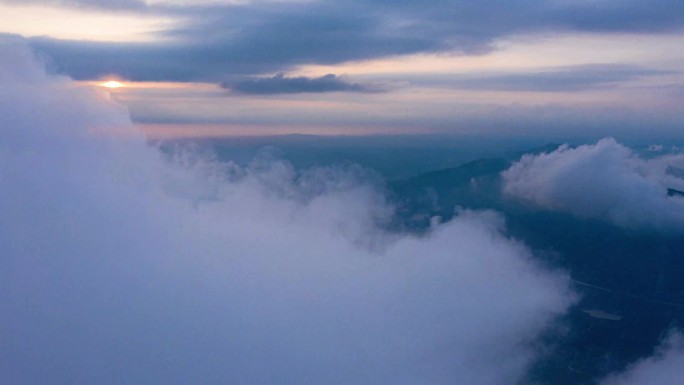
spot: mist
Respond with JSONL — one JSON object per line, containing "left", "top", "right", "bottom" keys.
{"left": 0, "top": 39, "right": 577, "bottom": 385}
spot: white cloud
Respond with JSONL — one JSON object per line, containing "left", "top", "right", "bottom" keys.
{"left": 502, "top": 138, "right": 684, "bottom": 230}
{"left": 0, "top": 39, "right": 574, "bottom": 385}
{"left": 599, "top": 331, "right": 684, "bottom": 385}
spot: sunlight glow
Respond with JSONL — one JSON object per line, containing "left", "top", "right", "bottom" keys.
{"left": 102, "top": 80, "right": 124, "bottom": 89}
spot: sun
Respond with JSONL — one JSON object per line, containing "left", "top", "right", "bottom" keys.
{"left": 101, "top": 80, "right": 124, "bottom": 89}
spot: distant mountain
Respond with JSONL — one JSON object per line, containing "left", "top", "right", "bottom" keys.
{"left": 668, "top": 187, "right": 684, "bottom": 198}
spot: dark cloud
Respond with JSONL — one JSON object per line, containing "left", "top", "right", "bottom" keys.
{"left": 548, "top": 0, "right": 684, "bottom": 33}
{"left": 31, "top": 37, "right": 206, "bottom": 82}
{"left": 25, "top": 0, "right": 684, "bottom": 82}
{"left": 223, "top": 73, "right": 374, "bottom": 94}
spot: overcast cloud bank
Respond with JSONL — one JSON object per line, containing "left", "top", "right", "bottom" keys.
{"left": 503, "top": 138, "right": 684, "bottom": 231}
{"left": 19, "top": 0, "right": 684, "bottom": 82}
{"left": 0, "top": 39, "right": 579, "bottom": 385}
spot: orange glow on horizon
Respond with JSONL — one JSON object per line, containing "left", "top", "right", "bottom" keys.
{"left": 102, "top": 80, "right": 124, "bottom": 89}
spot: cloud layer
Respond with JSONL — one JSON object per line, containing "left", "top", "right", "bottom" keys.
{"left": 502, "top": 138, "right": 684, "bottom": 230}
{"left": 0, "top": 40, "right": 575, "bottom": 385}
{"left": 20, "top": 0, "right": 684, "bottom": 82}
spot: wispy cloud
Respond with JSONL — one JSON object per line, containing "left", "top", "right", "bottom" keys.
{"left": 439, "top": 64, "right": 672, "bottom": 92}
{"left": 222, "top": 73, "right": 375, "bottom": 94}
{"left": 0, "top": 0, "right": 147, "bottom": 11}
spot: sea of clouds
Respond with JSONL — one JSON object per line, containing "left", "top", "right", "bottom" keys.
{"left": 0, "top": 38, "right": 681, "bottom": 384}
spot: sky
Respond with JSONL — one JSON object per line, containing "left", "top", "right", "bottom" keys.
{"left": 2, "top": 39, "right": 575, "bottom": 384}
{"left": 1, "top": 0, "right": 684, "bottom": 139}
{"left": 3, "top": 36, "right": 684, "bottom": 385}
{"left": 3, "top": 4, "right": 684, "bottom": 384}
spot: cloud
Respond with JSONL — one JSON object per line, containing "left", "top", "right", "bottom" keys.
{"left": 0, "top": 39, "right": 574, "bottom": 385}
{"left": 549, "top": 0, "right": 684, "bottom": 33}
{"left": 24, "top": 0, "right": 684, "bottom": 82}
{"left": 599, "top": 331, "right": 684, "bottom": 385}
{"left": 0, "top": 0, "right": 147, "bottom": 11}
{"left": 440, "top": 64, "right": 671, "bottom": 92}
{"left": 502, "top": 138, "right": 684, "bottom": 230}
{"left": 223, "top": 73, "right": 374, "bottom": 95}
